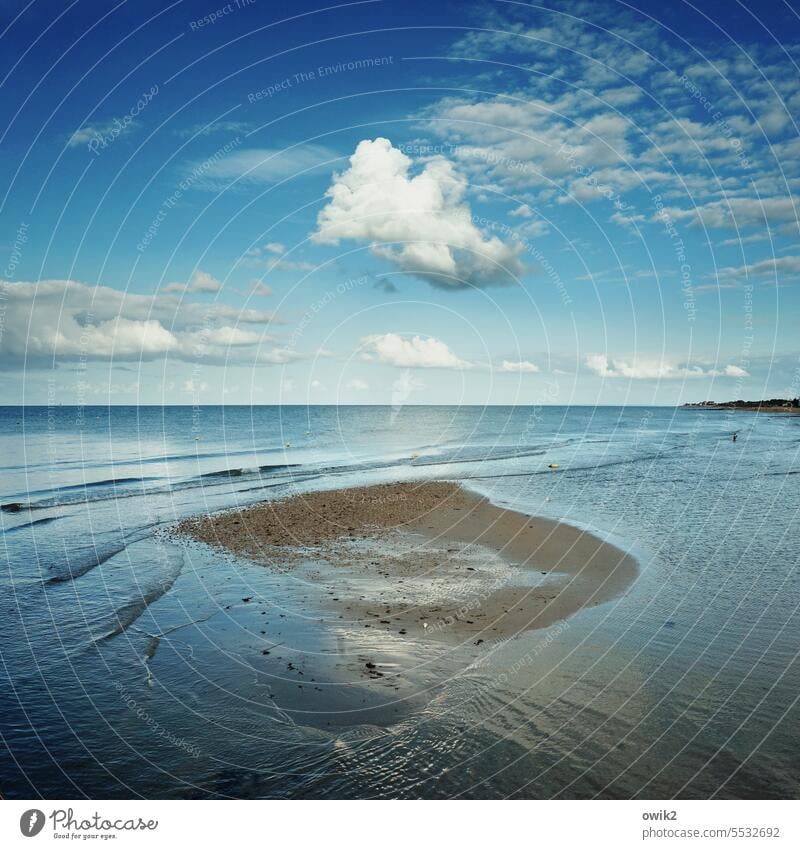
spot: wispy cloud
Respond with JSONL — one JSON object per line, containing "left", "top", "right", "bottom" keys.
{"left": 410, "top": 3, "right": 800, "bottom": 249}
{"left": 68, "top": 119, "right": 139, "bottom": 149}
{"left": 198, "top": 144, "right": 339, "bottom": 185}
{"left": 716, "top": 255, "right": 800, "bottom": 279}
{"left": 240, "top": 244, "right": 315, "bottom": 274}
{"left": 659, "top": 198, "right": 799, "bottom": 231}
{"left": 497, "top": 359, "right": 539, "bottom": 373}
{"left": 175, "top": 120, "right": 253, "bottom": 137}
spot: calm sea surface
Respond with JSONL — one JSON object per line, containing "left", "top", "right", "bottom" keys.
{"left": 1, "top": 405, "right": 798, "bottom": 798}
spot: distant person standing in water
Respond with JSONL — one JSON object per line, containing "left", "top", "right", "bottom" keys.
{"left": 732, "top": 432, "right": 738, "bottom": 442}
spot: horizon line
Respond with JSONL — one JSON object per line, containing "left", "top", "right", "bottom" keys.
{"left": 1, "top": 402, "right": 710, "bottom": 408}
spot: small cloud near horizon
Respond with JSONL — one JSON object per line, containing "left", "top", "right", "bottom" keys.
{"left": 360, "top": 332, "right": 471, "bottom": 369}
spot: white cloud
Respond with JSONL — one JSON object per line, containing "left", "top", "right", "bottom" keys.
{"left": 585, "top": 354, "right": 748, "bottom": 379}
{"left": 716, "top": 255, "right": 800, "bottom": 279}
{"left": 517, "top": 218, "right": 550, "bottom": 238}
{"left": 347, "top": 378, "right": 369, "bottom": 390}
{"left": 80, "top": 317, "right": 177, "bottom": 358}
{"left": 312, "top": 138, "right": 524, "bottom": 289}
{"left": 427, "top": 5, "right": 800, "bottom": 249}
{"left": 498, "top": 359, "right": 539, "bottom": 373}
{"left": 716, "top": 364, "right": 749, "bottom": 377}
{"left": 601, "top": 86, "right": 644, "bottom": 107}
{"left": 249, "top": 279, "right": 273, "bottom": 296}
{"left": 164, "top": 270, "right": 223, "bottom": 294}
{"left": 183, "top": 326, "right": 264, "bottom": 347}
{"left": 241, "top": 247, "right": 315, "bottom": 274}
{"left": 68, "top": 119, "right": 138, "bottom": 148}
{"left": 718, "top": 232, "right": 773, "bottom": 247}
{"left": 419, "top": 96, "right": 641, "bottom": 201}
{"left": 610, "top": 210, "right": 646, "bottom": 232}
{"left": 189, "top": 270, "right": 223, "bottom": 292}
{"left": 757, "top": 106, "right": 790, "bottom": 136}
{"left": 1, "top": 280, "right": 290, "bottom": 368}
{"left": 694, "top": 282, "right": 744, "bottom": 293}
{"left": 409, "top": 12, "right": 800, "bottom": 244}
{"left": 264, "top": 257, "right": 315, "bottom": 274}
{"left": 660, "top": 197, "right": 800, "bottom": 230}
{"left": 360, "top": 333, "right": 469, "bottom": 369}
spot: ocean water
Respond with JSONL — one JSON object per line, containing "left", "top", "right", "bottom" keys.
{"left": 1, "top": 404, "right": 798, "bottom": 799}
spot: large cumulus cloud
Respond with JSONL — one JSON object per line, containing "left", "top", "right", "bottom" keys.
{"left": 312, "top": 138, "right": 524, "bottom": 289}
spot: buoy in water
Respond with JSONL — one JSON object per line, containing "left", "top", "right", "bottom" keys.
{"left": 548, "top": 463, "right": 559, "bottom": 469}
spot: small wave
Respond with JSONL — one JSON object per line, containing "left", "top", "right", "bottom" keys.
{"left": 200, "top": 463, "right": 300, "bottom": 480}
{"left": 3, "top": 488, "right": 167, "bottom": 512}
{"left": 236, "top": 473, "right": 325, "bottom": 494}
{"left": 58, "top": 475, "right": 154, "bottom": 491}
{"left": 2, "top": 476, "right": 158, "bottom": 511}
{"left": 0, "top": 444, "right": 291, "bottom": 474}
{"left": 259, "top": 462, "right": 301, "bottom": 473}
{"left": 45, "top": 542, "right": 129, "bottom": 584}
{"left": 1, "top": 502, "right": 30, "bottom": 513}
{"left": 95, "top": 581, "right": 174, "bottom": 640}
{"left": 410, "top": 446, "right": 550, "bottom": 468}
{"left": 200, "top": 467, "right": 256, "bottom": 479}
{"left": 135, "top": 445, "right": 290, "bottom": 466}
{"left": 2, "top": 515, "right": 64, "bottom": 534}
{"left": 45, "top": 524, "right": 159, "bottom": 584}
{"left": 93, "top": 552, "right": 184, "bottom": 641}
{"left": 465, "top": 450, "right": 674, "bottom": 480}
{"left": 4, "top": 467, "right": 305, "bottom": 512}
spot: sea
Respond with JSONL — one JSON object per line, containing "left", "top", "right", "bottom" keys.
{"left": 1, "top": 404, "right": 798, "bottom": 799}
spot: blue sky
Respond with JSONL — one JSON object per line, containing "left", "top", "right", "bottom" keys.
{"left": 1, "top": 0, "right": 799, "bottom": 405}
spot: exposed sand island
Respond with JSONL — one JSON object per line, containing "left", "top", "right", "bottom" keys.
{"left": 177, "top": 481, "right": 637, "bottom": 642}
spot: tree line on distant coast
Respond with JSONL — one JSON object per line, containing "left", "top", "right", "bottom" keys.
{"left": 683, "top": 398, "right": 800, "bottom": 409}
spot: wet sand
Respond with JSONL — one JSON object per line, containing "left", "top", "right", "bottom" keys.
{"left": 176, "top": 482, "right": 637, "bottom": 643}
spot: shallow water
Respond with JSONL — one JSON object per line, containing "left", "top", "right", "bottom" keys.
{"left": 1, "top": 405, "right": 798, "bottom": 798}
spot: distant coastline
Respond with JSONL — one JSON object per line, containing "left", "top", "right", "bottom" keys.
{"left": 682, "top": 398, "right": 800, "bottom": 413}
